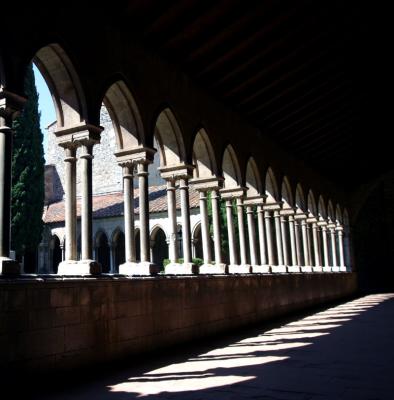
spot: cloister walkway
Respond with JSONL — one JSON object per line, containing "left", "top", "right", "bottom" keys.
{"left": 28, "top": 294, "right": 394, "bottom": 400}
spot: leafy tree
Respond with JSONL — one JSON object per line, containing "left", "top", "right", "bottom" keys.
{"left": 11, "top": 64, "right": 45, "bottom": 270}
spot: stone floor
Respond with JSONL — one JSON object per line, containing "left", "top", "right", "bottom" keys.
{"left": 27, "top": 294, "right": 394, "bottom": 399}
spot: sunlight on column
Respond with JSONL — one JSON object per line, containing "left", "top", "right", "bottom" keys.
{"left": 108, "top": 294, "right": 394, "bottom": 397}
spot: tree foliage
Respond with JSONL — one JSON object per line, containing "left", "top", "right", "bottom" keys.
{"left": 11, "top": 64, "right": 45, "bottom": 261}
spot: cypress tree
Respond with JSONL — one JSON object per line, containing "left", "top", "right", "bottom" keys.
{"left": 11, "top": 64, "right": 45, "bottom": 270}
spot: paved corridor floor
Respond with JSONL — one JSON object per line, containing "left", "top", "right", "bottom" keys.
{"left": 29, "top": 294, "right": 394, "bottom": 399}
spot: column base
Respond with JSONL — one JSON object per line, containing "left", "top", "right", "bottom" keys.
{"left": 165, "top": 262, "right": 199, "bottom": 275}
{"left": 301, "top": 266, "right": 313, "bottom": 273}
{"left": 288, "top": 265, "right": 301, "bottom": 273}
{"left": 312, "top": 266, "right": 323, "bottom": 273}
{"left": 0, "top": 257, "right": 21, "bottom": 275}
{"left": 332, "top": 266, "right": 340, "bottom": 272}
{"left": 271, "top": 265, "right": 288, "bottom": 273}
{"left": 58, "top": 260, "right": 101, "bottom": 275}
{"left": 339, "top": 266, "right": 347, "bottom": 272}
{"left": 251, "top": 265, "right": 271, "bottom": 273}
{"left": 121, "top": 261, "right": 160, "bottom": 276}
{"left": 228, "top": 264, "right": 252, "bottom": 274}
{"left": 199, "top": 263, "right": 228, "bottom": 274}
{"left": 323, "top": 266, "right": 332, "bottom": 272}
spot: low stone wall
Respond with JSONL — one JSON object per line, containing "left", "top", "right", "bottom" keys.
{"left": 0, "top": 273, "right": 357, "bottom": 373}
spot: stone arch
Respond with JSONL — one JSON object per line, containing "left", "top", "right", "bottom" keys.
{"left": 318, "top": 195, "right": 327, "bottom": 220}
{"left": 295, "top": 183, "right": 306, "bottom": 213}
{"left": 222, "top": 144, "right": 242, "bottom": 189}
{"left": 154, "top": 107, "right": 186, "bottom": 167}
{"left": 95, "top": 230, "right": 110, "bottom": 273}
{"left": 281, "top": 176, "right": 294, "bottom": 208}
{"left": 192, "top": 128, "right": 218, "bottom": 178}
{"left": 111, "top": 228, "right": 125, "bottom": 272}
{"left": 307, "top": 190, "right": 318, "bottom": 217}
{"left": 102, "top": 80, "right": 145, "bottom": 151}
{"left": 150, "top": 225, "right": 168, "bottom": 267}
{"left": 265, "top": 167, "right": 279, "bottom": 203}
{"left": 245, "top": 157, "right": 263, "bottom": 198}
{"left": 33, "top": 43, "right": 87, "bottom": 128}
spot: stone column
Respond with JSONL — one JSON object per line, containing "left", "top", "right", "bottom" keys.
{"left": 312, "top": 222, "right": 322, "bottom": 270}
{"left": 330, "top": 226, "right": 338, "bottom": 270}
{"left": 78, "top": 143, "right": 101, "bottom": 274}
{"left": 211, "top": 190, "right": 223, "bottom": 265}
{"left": 58, "top": 146, "right": 78, "bottom": 274}
{"left": 321, "top": 225, "right": 330, "bottom": 271}
{"left": 236, "top": 198, "right": 249, "bottom": 267}
{"left": 280, "top": 215, "right": 289, "bottom": 266}
{"left": 273, "top": 210, "right": 285, "bottom": 271}
{"left": 257, "top": 206, "right": 267, "bottom": 266}
{"left": 119, "top": 164, "right": 137, "bottom": 274}
{"left": 337, "top": 226, "right": 346, "bottom": 271}
{"left": 301, "top": 219, "right": 311, "bottom": 271}
{"left": 199, "top": 190, "right": 212, "bottom": 265}
{"left": 226, "top": 199, "right": 238, "bottom": 266}
{"left": 288, "top": 215, "right": 299, "bottom": 272}
{"left": 179, "top": 178, "right": 193, "bottom": 266}
{"left": 0, "top": 119, "right": 20, "bottom": 274}
{"left": 246, "top": 205, "right": 258, "bottom": 266}
{"left": 294, "top": 219, "right": 302, "bottom": 267}
{"left": 307, "top": 222, "right": 313, "bottom": 267}
{"left": 264, "top": 210, "right": 275, "bottom": 266}
{"left": 166, "top": 179, "right": 179, "bottom": 265}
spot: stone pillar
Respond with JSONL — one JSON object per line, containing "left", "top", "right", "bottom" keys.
{"left": 199, "top": 190, "right": 212, "bottom": 265}
{"left": 294, "top": 219, "right": 302, "bottom": 267}
{"left": 211, "top": 190, "right": 223, "bottom": 265}
{"left": 236, "top": 198, "right": 249, "bottom": 268}
{"left": 246, "top": 205, "right": 258, "bottom": 266}
{"left": 264, "top": 210, "right": 275, "bottom": 266}
{"left": 57, "top": 146, "right": 78, "bottom": 274}
{"left": 301, "top": 219, "right": 312, "bottom": 272}
{"left": 78, "top": 143, "right": 101, "bottom": 274}
{"left": 226, "top": 199, "right": 238, "bottom": 266}
{"left": 0, "top": 118, "right": 20, "bottom": 274}
{"left": 257, "top": 206, "right": 268, "bottom": 265}
{"left": 330, "top": 226, "right": 338, "bottom": 271}
{"left": 166, "top": 179, "right": 179, "bottom": 265}
{"left": 337, "top": 226, "right": 346, "bottom": 271}
{"left": 312, "top": 222, "right": 322, "bottom": 271}
{"left": 179, "top": 178, "right": 193, "bottom": 265}
{"left": 280, "top": 215, "right": 289, "bottom": 266}
{"left": 288, "top": 215, "right": 299, "bottom": 272}
{"left": 273, "top": 210, "right": 286, "bottom": 272}
{"left": 119, "top": 164, "right": 137, "bottom": 274}
{"left": 321, "top": 225, "right": 331, "bottom": 272}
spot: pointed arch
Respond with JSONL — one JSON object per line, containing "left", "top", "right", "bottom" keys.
{"left": 103, "top": 80, "right": 144, "bottom": 151}
{"left": 307, "top": 190, "right": 317, "bottom": 216}
{"left": 222, "top": 144, "right": 242, "bottom": 189}
{"left": 265, "top": 167, "right": 279, "bottom": 202}
{"left": 318, "top": 195, "right": 327, "bottom": 219}
{"left": 281, "top": 176, "right": 294, "bottom": 208}
{"left": 154, "top": 107, "right": 186, "bottom": 167}
{"left": 33, "top": 43, "right": 87, "bottom": 128}
{"left": 295, "top": 183, "right": 306, "bottom": 212}
{"left": 192, "top": 128, "right": 218, "bottom": 178}
{"left": 245, "top": 157, "right": 263, "bottom": 198}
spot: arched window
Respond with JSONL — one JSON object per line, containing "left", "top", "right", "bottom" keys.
{"left": 113, "top": 230, "right": 125, "bottom": 273}
{"left": 96, "top": 232, "right": 110, "bottom": 272}
{"left": 151, "top": 228, "right": 168, "bottom": 268}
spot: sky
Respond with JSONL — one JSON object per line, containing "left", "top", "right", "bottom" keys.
{"left": 33, "top": 64, "right": 56, "bottom": 161}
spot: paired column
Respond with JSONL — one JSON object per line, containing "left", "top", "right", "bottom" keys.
{"left": 288, "top": 214, "right": 299, "bottom": 271}
{"left": 225, "top": 199, "right": 238, "bottom": 266}
{"left": 257, "top": 205, "right": 268, "bottom": 266}
{"left": 273, "top": 210, "right": 284, "bottom": 269}
{"left": 179, "top": 178, "right": 192, "bottom": 265}
{"left": 236, "top": 198, "right": 249, "bottom": 267}
{"left": 166, "top": 179, "right": 179, "bottom": 264}
{"left": 294, "top": 218, "right": 303, "bottom": 267}
{"left": 280, "top": 215, "right": 289, "bottom": 266}
{"left": 337, "top": 225, "right": 346, "bottom": 271}
{"left": 301, "top": 219, "right": 311, "bottom": 270}
{"left": 264, "top": 210, "right": 275, "bottom": 266}
{"left": 199, "top": 190, "right": 212, "bottom": 265}
{"left": 312, "top": 222, "right": 322, "bottom": 270}
{"left": 246, "top": 205, "right": 258, "bottom": 266}
{"left": 329, "top": 225, "right": 338, "bottom": 269}
{"left": 211, "top": 190, "right": 223, "bottom": 265}
{"left": 321, "top": 224, "right": 330, "bottom": 271}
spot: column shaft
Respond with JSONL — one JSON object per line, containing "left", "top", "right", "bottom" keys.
{"left": 288, "top": 215, "right": 297, "bottom": 266}
{"left": 137, "top": 163, "right": 150, "bottom": 262}
{"left": 123, "top": 165, "right": 136, "bottom": 262}
{"left": 312, "top": 222, "right": 321, "bottom": 266}
{"left": 179, "top": 178, "right": 192, "bottom": 264}
{"left": 330, "top": 228, "right": 337, "bottom": 267}
{"left": 246, "top": 206, "right": 258, "bottom": 265}
{"left": 80, "top": 144, "right": 94, "bottom": 260}
{"left": 338, "top": 229, "right": 345, "bottom": 267}
{"left": 322, "top": 226, "right": 329, "bottom": 267}
{"left": 166, "top": 179, "right": 178, "bottom": 263}
{"left": 236, "top": 198, "right": 248, "bottom": 265}
{"left": 226, "top": 200, "right": 238, "bottom": 265}
{"left": 294, "top": 220, "right": 302, "bottom": 266}
{"left": 280, "top": 216, "right": 289, "bottom": 265}
{"left": 264, "top": 211, "right": 275, "bottom": 265}
{"left": 199, "top": 191, "right": 212, "bottom": 264}
{"left": 211, "top": 190, "right": 222, "bottom": 264}
{"left": 64, "top": 147, "right": 77, "bottom": 261}
{"left": 257, "top": 206, "right": 267, "bottom": 265}
{"left": 301, "top": 220, "right": 310, "bottom": 265}
{"left": 274, "top": 210, "right": 284, "bottom": 265}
